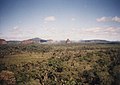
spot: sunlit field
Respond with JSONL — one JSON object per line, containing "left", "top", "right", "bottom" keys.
{"left": 0, "top": 43, "right": 120, "bottom": 85}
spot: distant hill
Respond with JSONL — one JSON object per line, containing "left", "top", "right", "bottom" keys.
{"left": 107, "top": 41, "right": 120, "bottom": 44}
{"left": 0, "top": 39, "right": 7, "bottom": 45}
{"left": 1, "top": 38, "right": 120, "bottom": 45}
{"left": 30, "top": 37, "right": 48, "bottom": 43}
{"left": 7, "top": 41, "right": 21, "bottom": 44}
{"left": 80, "top": 39, "right": 110, "bottom": 43}
{"left": 79, "top": 39, "right": 120, "bottom": 44}
{"left": 21, "top": 37, "right": 53, "bottom": 44}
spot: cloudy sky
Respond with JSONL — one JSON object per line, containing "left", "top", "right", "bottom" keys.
{"left": 0, "top": 0, "right": 120, "bottom": 41}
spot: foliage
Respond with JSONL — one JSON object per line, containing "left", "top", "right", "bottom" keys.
{"left": 0, "top": 43, "right": 120, "bottom": 85}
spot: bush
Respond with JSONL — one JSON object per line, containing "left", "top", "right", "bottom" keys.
{"left": 0, "top": 70, "right": 16, "bottom": 85}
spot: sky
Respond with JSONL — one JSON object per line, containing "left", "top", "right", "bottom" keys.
{"left": 0, "top": 0, "right": 120, "bottom": 41}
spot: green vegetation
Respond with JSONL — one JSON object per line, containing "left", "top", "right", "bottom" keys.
{"left": 0, "top": 43, "right": 120, "bottom": 85}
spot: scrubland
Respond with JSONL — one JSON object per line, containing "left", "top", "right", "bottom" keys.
{"left": 0, "top": 43, "right": 120, "bottom": 85}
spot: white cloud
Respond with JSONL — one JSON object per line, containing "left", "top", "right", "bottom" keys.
{"left": 13, "top": 26, "right": 19, "bottom": 30}
{"left": 1, "top": 25, "right": 120, "bottom": 41}
{"left": 42, "top": 26, "right": 120, "bottom": 40}
{"left": 64, "top": 26, "right": 120, "bottom": 40}
{"left": 71, "top": 18, "right": 76, "bottom": 21}
{"left": 112, "top": 16, "right": 120, "bottom": 22}
{"left": 6, "top": 27, "right": 36, "bottom": 40}
{"left": 82, "top": 26, "right": 120, "bottom": 34}
{"left": 81, "top": 27, "right": 120, "bottom": 40}
{"left": 12, "top": 26, "right": 21, "bottom": 34}
{"left": 96, "top": 17, "right": 110, "bottom": 22}
{"left": 44, "top": 16, "right": 56, "bottom": 22}
{"left": 96, "top": 16, "right": 120, "bottom": 23}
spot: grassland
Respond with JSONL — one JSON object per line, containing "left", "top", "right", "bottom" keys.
{"left": 0, "top": 43, "right": 120, "bottom": 85}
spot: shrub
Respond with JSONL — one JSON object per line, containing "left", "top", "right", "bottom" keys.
{"left": 0, "top": 70, "right": 16, "bottom": 85}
